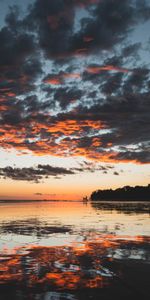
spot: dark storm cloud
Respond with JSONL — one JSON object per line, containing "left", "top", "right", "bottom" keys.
{"left": 123, "top": 68, "right": 150, "bottom": 93}
{"left": 76, "top": 90, "right": 150, "bottom": 144}
{"left": 0, "top": 5, "right": 43, "bottom": 106}
{"left": 101, "top": 72, "right": 124, "bottom": 95}
{"left": 26, "top": 0, "right": 75, "bottom": 59}
{"left": 0, "top": 28, "right": 34, "bottom": 66}
{"left": 0, "top": 93, "right": 44, "bottom": 126}
{"left": 71, "top": 0, "right": 133, "bottom": 54}
{"left": 26, "top": 0, "right": 150, "bottom": 59}
{"left": 70, "top": 0, "right": 150, "bottom": 56}
{"left": 53, "top": 87, "right": 82, "bottom": 109}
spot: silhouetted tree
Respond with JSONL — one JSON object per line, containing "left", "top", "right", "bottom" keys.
{"left": 90, "top": 184, "right": 150, "bottom": 201}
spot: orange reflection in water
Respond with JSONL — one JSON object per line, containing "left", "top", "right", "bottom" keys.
{"left": 0, "top": 234, "right": 149, "bottom": 291}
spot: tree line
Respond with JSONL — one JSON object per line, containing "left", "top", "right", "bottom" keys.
{"left": 90, "top": 184, "right": 150, "bottom": 201}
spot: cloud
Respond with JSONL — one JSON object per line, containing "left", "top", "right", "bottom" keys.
{"left": 0, "top": 86, "right": 150, "bottom": 163}
{"left": 26, "top": 0, "right": 150, "bottom": 59}
{"left": 0, "top": 83, "right": 150, "bottom": 163}
{"left": 112, "top": 148, "right": 150, "bottom": 164}
{"left": 0, "top": 0, "right": 150, "bottom": 165}
{"left": 34, "top": 193, "right": 57, "bottom": 196}
{"left": 113, "top": 171, "right": 119, "bottom": 176}
{"left": 86, "top": 65, "right": 130, "bottom": 74}
{"left": 0, "top": 162, "right": 116, "bottom": 182}
{"left": 48, "top": 87, "right": 82, "bottom": 109}
{"left": 34, "top": 192, "right": 43, "bottom": 195}
{"left": 74, "top": 160, "right": 114, "bottom": 173}
{"left": 0, "top": 164, "right": 74, "bottom": 182}
{"left": 0, "top": 5, "right": 43, "bottom": 116}
{"left": 44, "top": 72, "right": 81, "bottom": 86}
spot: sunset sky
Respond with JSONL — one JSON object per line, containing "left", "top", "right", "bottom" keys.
{"left": 0, "top": 0, "right": 150, "bottom": 200}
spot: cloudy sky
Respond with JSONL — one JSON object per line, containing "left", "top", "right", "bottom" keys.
{"left": 0, "top": 0, "right": 150, "bottom": 200}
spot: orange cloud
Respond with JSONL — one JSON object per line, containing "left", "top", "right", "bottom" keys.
{"left": 38, "top": 119, "right": 104, "bottom": 135}
{"left": 86, "top": 65, "right": 131, "bottom": 74}
{"left": 44, "top": 78, "right": 62, "bottom": 85}
{"left": 62, "top": 73, "right": 81, "bottom": 79}
{"left": 44, "top": 72, "right": 81, "bottom": 85}
{"left": 0, "top": 119, "right": 148, "bottom": 164}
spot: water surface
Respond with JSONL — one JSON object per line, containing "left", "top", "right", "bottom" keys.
{"left": 0, "top": 201, "right": 150, "bottom": 300}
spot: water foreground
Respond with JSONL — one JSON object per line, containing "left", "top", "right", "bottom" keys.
{"left": 0, "top": 201, "right": 150, "bottom": 300}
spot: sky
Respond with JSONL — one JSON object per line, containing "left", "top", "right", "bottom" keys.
{"left": 0, "top": 0, "right": 150, "bottom": 200}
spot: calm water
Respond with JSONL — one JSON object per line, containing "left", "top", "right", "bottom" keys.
{"left": 0, "top": 201, "right": 150, "bottom": 300}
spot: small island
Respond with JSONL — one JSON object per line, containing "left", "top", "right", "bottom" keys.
{"left": 91, "top": 184, "right": 150, "bottom": 201}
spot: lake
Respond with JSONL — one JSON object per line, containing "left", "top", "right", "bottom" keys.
{"left": 0, "top": 201, "right": 150, "bottom": 300}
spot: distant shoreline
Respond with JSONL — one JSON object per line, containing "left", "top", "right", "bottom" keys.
{"left": 91, "top": 199, "right": 150, "bottom": 202}
{"left": 90, "top": 184, "right": 150, "bottom": 202}
{"left": 0, "top": 199, "right": 82, "bottom": 203}
{"left": 0, "top": 199, "right": 150, "bottom": 203}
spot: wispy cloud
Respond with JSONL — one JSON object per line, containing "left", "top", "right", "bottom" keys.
{"left": 0, "top": 162, "right": 116, "bottom": 182}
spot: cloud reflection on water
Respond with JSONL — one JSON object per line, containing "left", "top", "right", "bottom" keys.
{"left": 0, "top": 201, "right": 150, "bottom": 299}
{"left": 0, "top": 234, "right": 149, "bottom": 290}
